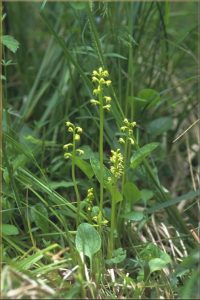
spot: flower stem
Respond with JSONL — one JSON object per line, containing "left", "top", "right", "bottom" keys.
{"left": 99, "top": 88, "right": 104, "bottom": 226}
{"left": 109, "top": 181, "right": 117, "bottom": 258}
{"left": 121, "top": 137, "right": 128, "bottom": 194}
{"left": 118, "top": 137, "right": 128, "bottom": 220}
{"left": 72, "top": 133, "right": 81, "bottom": 226}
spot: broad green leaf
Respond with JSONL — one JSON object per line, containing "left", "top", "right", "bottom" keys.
{"left": 123, "top": 211, "right": 144, "bottom": 222}
{"left": 130, "top": 143, "right": 159, "bottom": 169}
{"left": 159, "top": 251, "right": 171, "bottom": 264}
{"left": 2, "top": 224, "right": 19, "bottom": 236}
{"left": 1, "top": 35, "right": 20, "bottom": 53}
{"left": 149, "top": 257, "right": 170, "bottom": 273}
{"left": 75, "top": 223, "right": 101, "bottom": 259}
{"left": 106, "top": 248, "right": 126, "bottom": 265}
{"left": 124, "top": 182, "right": 141, "bottom": 204}
{"left": 138, "top": 89, "right": 160, "bottom": 108}
{"left": 141, "top": 189, "right": 154, "bottom": 203}
{"left": 90, "top": 154, "right": 112, "bottom": 187}
{"left": 75, "top": 157, "right": 94, "bottom": 179}
{"left": 31, "top": 204, "right": 49, "bottom": 233}
{"left": 147, "top": 117, "right": 173, "bottom": 136}
{"left": 139, "top": 243, "right": 171, "bottom": 273}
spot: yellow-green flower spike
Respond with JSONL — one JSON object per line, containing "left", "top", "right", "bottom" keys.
{"left": 90, "top": 67, "right": 112, "bottom": 112}
{"left": 109, "top": 149, "right": 124, "bottom": 179}
{"left": 87, "top": 188, "right": 94, "bottom": 202}
{"left": 119, "top": 118, "right": 137, "bottom": 146}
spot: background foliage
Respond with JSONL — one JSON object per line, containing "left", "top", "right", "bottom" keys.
{"left": 2, "top": 2, "right": 199, "bottom": 299}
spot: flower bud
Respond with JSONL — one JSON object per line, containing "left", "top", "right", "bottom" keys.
{"left": 90, "top": 99, "right": 100, "bottom": 106}
{"left": 104, "top": 96, "right": 112, "bottom": 103}
{"left": 75, "top": 134, "right": 80, "bottom": 141}
{"left": 68, "top": 127, "right": 74, "bottom": 133}
{"left": 128, "top": 137, "right": 135, "bottom": 145}
{"left": 92, "top": 70, "right": 98, "bottom": 76}
{"left": 102, "top": 70, "right": 109, "bottom": 77}
{"left": 76, "top": 127, "right": 83, "bottom": 133}
{"left": 99, "top": 78, "right": 105, "bottom": 84}
{"left": 105, "top": 80, "right": 112, "bottom": 86}
{"left": 103, "top": 104, "right": 111, "bottom": 111}
{"left": 119, "top": 137, "right": 125, "bottom": 144}
{"left": 92, "top": 76, "right": 99, "bottom": 83}
{"left": 66, "top": 121, "right": 73, "bottom": 127}
{"left": 64, "top": 153, "right": 72, "bottom": 159}
{"left": 76, "top": 149, "right": 84, "bottom": 155}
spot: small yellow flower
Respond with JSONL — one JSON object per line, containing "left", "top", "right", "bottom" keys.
{"left": 102, "top": 70, "right": 109, "bottom": 77}
{"left": 63, "top": 143, "right": 73, "bottom": 150}
{"left": 119, "top": 137, "right": 125, "bottom": 144}
{"left": 66, "top": 121, "right": 73, "bottom": 127}
{"left": 128, "top": 129, "right": 133, "bottom": 135}
{"left": 103, "top": 104, "right": 111, "bottom": 111}
{"left": 92, "top": 76, "right": 99, "bottom": 83}
{"left": 99, "top": 78, "right": 106, "bottom": 84}
{"left": 98, "top": 67, "right": 103, "bottom": 73}
{"left": 93, "top": 87, "right": 101, "bottom": 95}
{"left": 104, "top": 96, "right": 112, "bottom": 103}
{"left": 120, "top": 126, "right": 127, "bottom": 132}
{"left": 64, "top": 153, "right": 72, "bottom": 159}
{"left": 76, "top": 149, "right": 84, "bottom": 155}
{"left": 92, "top": 70, "right": 98, "bottom": 76}
{"left": 90, "top": 99, "right": 100, "bottom": 105}
{"left": 128, "top": 137, "right": 135, "bottom": 145}
{"left": 105, "top": 80, "right": 112, "bottom": 86}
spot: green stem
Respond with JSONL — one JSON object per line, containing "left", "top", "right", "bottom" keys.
{"left": 121, "top": 137, "right": 129, "bottom": 194}
{"left": 72, "top": 133, "right": 81, "bottom": 226}
{"left": 118, "top": 137, "right": 128, "bottom": 221}
{"left": 99, "top": 89, "right": 104, "bottom": 226}
{"left": 109, "top": 181, "right": 117, "bottom": 258}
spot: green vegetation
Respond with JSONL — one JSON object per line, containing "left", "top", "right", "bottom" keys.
{"left": 1, "top": 2, "right": 199, "bottom": 299}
